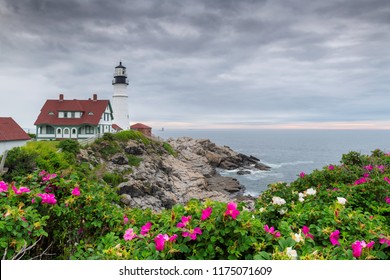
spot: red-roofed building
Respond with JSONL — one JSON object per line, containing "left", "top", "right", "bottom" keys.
{"left": 0, "top": 117, "right": 31, "bottom": 155}
{"left": 130, "top": 123, "right": 152, "bottom": 137}
{"left": 34, "top": 94, "right": 117, "bottom": 140}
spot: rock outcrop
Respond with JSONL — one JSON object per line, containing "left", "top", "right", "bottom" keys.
{"left": 78, "top": 136, "right": 270, "bottom": 212}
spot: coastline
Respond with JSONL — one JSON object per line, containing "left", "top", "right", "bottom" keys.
{"left": 78, "top": 134, "right": 270, "bottom": 212}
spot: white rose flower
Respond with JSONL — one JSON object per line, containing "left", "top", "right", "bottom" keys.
{"left": 298, "top": 197, "right": 305, "bottom": 202}
{"left": 306, "top": 188, "right": 316, "bottom": 195}
{"left": 292, "top": 233, "right": 302, "bottom": 243}
{"left": 272, "top": 196, "right": 286, "bottom": 205}
{"left": 278, "top": 209, "right": 287, "bottom": 215}
{"left": 337, "top": 197, "right": 347, "bottom": 205}
{"left": 286, "top": 247, "right": 298, "bottom": 260}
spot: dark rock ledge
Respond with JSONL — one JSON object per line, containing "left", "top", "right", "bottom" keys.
{"left": 78, "top": 136, "right": 270, "bottom": 212}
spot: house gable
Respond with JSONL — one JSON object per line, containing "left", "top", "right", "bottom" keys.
{"left": 0, "top": 117, "right": 30, "bottom": 142}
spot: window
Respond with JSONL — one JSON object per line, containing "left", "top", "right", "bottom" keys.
{"left": 57, "top": 128, "right": 62, "bottom": 134}
{"left": 64, "top": 128, "right": 70, "bottom": 134}
{"left": 71, "top": 112, "right": 75, "bottom": 118}
{"left": 103, "top": 113, "right": 111, "bottom": 121}
{"left": 85, "top": 125, "right": 95, "bottom": 134}
{"left": 46, "top": 126, "right": 54, "bottom": 134}
{"left": 72, "top": 128, "right": 76, "bottom": 134}
{"left": 115, "top": 68, "right": 122, "bottom": 76}
{"left": 48, "top": 111, "right": 54, "bottom": 115}
{"left": 64, "top": 112, "right": 68, "bottom": 118}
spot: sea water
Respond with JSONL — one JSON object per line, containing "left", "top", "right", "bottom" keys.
{"left": 154, "top": 129, "right": 390, "bottom": 196}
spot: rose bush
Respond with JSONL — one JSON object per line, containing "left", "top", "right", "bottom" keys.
{"left": 0, "top": 150, "right": 389, "bottom": 260}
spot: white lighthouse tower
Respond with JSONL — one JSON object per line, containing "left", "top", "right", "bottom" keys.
{"left": 112, "top": 61, "right": 130, "bottom": 130}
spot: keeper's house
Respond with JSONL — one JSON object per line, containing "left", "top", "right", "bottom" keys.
{"left": 34, "top": 94, "right": 116, "bottom": 140}
{"left": 0, "top": 117, "right": 30, "bottom": 155}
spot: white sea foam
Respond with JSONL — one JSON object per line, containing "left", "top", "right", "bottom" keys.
{"left": 263, "top": 160, "right": 314, "bottom": 169}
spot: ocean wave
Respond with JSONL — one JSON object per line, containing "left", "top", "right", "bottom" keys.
{"left": 263, "top": 160, "right": 314, "bottom": 169}
{"left": 219, "top": 168, "right": 269, "bottom": 176}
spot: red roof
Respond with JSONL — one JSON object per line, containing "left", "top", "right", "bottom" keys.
{"left": 0, "top": 117, "right": 31, "bottom": 142}
{"left": 34, "top": 95, "right": 111, "bottom": 126}
{"left": 130, "top": 123, "right": 151, "bottom": 129}
{"left": 112, "top": 124, "right": 123, "bottom": 131}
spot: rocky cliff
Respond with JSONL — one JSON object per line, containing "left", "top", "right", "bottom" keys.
{"left": 78, "top": 134, "right": 270, "bottom": 212}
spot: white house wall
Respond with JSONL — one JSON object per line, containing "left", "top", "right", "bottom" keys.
{"left": 0, "top": 140, "right": 29, "bottom": 155}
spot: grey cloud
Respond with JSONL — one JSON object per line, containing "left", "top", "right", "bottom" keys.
{"left": 0, "top": 0, "right": 389, "bottom": 129}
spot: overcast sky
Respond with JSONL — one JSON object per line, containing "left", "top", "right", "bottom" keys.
{"left": 1, "top": 0, "right": 389, "bottom": 131}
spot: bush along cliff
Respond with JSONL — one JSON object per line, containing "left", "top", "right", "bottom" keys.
{"left": 0, "top": 132, "right": 389, "bottom": 260}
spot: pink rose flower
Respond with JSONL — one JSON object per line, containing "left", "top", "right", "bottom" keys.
{"left": 42, "top": 173, "right": 57, "bottom": 182}
{"left": 351, "top": 240, "right": 375, "bottom": 258}
{"left": 71, "top": 187, "right": 80, "bottom": 196}
{"left": 154, "top": 234, "right": 169, "bottom": 251}
{"left": 0, "top": 181, "right": 8, "bottom": 192}
{"left": 376, "top": 165, "right": 385, "bottom": 173}
{"left": 264, "top": 224, "right": 281, "bottom": 238}
{"left": 302, "top": 226, "right": 314, "bottom": 239}
{"left": 177, "top": 216, "right": 191, "bottom": 228}
{"left": 182, "top": 227, "right": 202, "bottom": 240}
{"left": 169, "top": 234, "right": 178, "bottom": 242}
{"left": 379, "top": 237, "right": 390, "bottom": 246}
{"left": 201, "top": 207, "right": 212, "bottom": 221}
{"left": 141, "top": 222, "right": 152, "bottom": 236}
{"left": 224, "top": 202, "right": 240, "bottom": 220}
{"left": 123, "top": 228, "right": 137, "bottom": 241}
{"left": 330, "top": 230, "right": 340, "bottom": 246}
{"left": 364, "top": 165, "right": 373, "bottom": 171}
{"left": 12, "top": 185, "right": 31, "bottom": 195}
{"left": 37, "top": 193, "right": 57, "bottom": 205}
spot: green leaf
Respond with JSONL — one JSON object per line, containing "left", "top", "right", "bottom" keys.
{"left": 254, "top": 251, "right": 272, "bottom": 260}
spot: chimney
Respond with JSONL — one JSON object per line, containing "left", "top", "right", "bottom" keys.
{"left": 93, "top": 94, "right": 97, "bottom": 101}
{"left": 59, "top": 94, "right": 64, "bottom": 102}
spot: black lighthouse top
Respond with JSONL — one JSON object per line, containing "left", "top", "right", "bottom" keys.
{"left": 112, "top": 61, "right": 129, "bottom": 85}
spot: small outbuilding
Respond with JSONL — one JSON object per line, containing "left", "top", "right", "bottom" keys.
{"left": 0, "top": 117, "right": 31, "bottom": 156}
{"left": 130, "top": 123, "right": 152, "bottom": 137}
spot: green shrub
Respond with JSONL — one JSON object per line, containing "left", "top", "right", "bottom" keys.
{"left": 58, "top": 139, "right": 80, "bottom": 155}
{"left": 127, "top": 155, "right": 143, "bottom": 167}
{"left": 113, "top": 130, "right": 152, "bottom": 146}
{"left": 2, "top": 147, "right": 38, "bottom": 181}
{"left": 93, "top": 139, "right": 121, "bottom": 159}
{"left": 163, "top": 142, "right": 177, "bottom": 157}
{"left": 1, "top": 150, "right": 389, "bottom": 260}
{"left": 103, "top": 173, "right": 126, "bottom": 186}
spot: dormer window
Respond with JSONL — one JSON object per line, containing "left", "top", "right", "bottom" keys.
{"left": 48, "top": 111, "right": 54, "bottom": 115}
{"left": 58, "top": 111, "right": 82, "bottom": 118}
{"left": 88, "top": 112, "right": 94, "bottom": 115}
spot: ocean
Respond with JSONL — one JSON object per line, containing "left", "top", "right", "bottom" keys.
{"left": 154, "top": 129, "right": 390, "bottom": 196}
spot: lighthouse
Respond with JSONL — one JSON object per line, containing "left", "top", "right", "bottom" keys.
{"left": 112, "top": 61, "right": 130, "bottom": 130}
